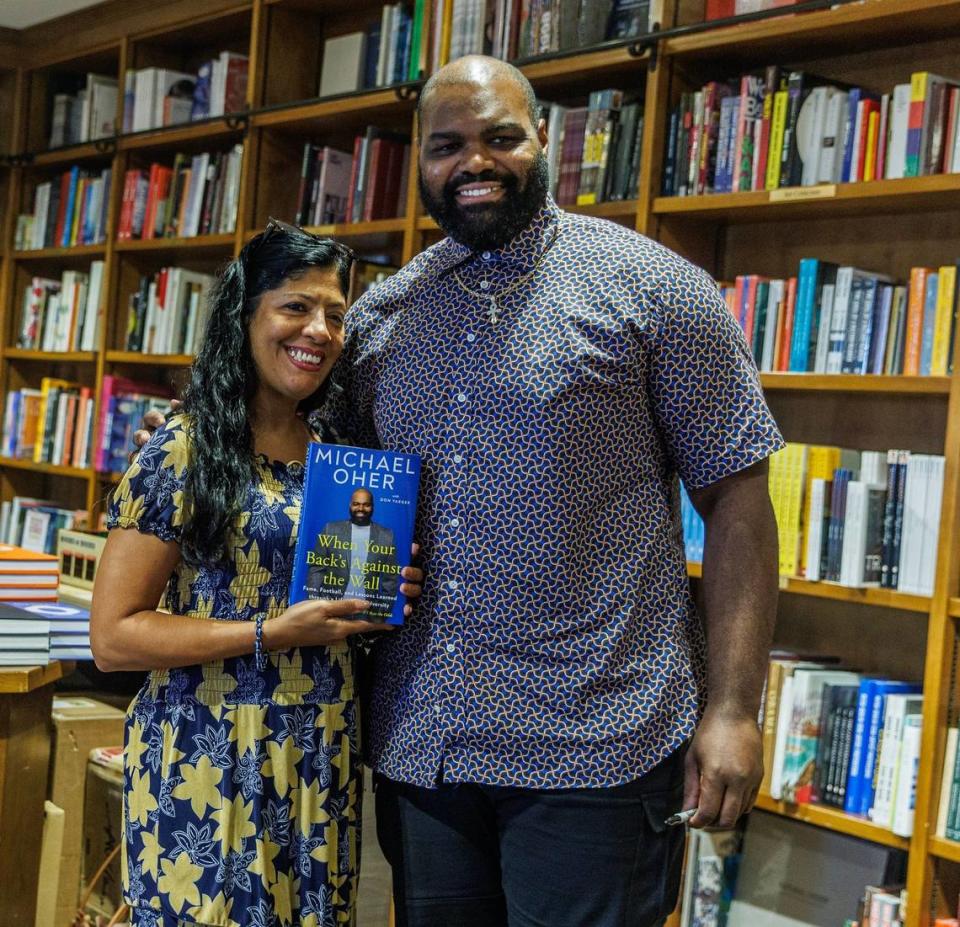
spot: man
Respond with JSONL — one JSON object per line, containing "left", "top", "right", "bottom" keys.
{"left": 139, "top": 55, "right": 782, "bottom": 927}
{"left": 306, "top": 487, "right": 400, "bottom": 621}
{"left": 325, "top": 56, "right": 783, "bottom": 927}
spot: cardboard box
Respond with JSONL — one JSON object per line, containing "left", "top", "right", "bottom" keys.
{"left": 35, "top": 801, "right": 64, "bottom": 927}
{"left": 49, "top": 696, "right": 125, "bottom": 927}
{"left": 82, "top": 759, "right": 124, "bottom": 922}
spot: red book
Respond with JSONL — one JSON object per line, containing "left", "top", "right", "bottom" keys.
{"left": 117, "top": 169, "right": 140, "bottom": 240}
{"left": 776, "top": 276, "right": 798, "bottom": 371}
{"left": 705, "top": 0, "right": 735, "bottom": 17}
{"left": 742, "top": 274, "right": 761, "bottom": 346}
{"left": 52, "top": 170, "right": 72, "bottom": 247}
{"left": 854, "top": 98, "right": 879, "bottom": 182}
{"left": 142, "top": 163, "right": 161, "bottom": 241}
{"left": 362, "top": 138, "right": 385, "bottom": 223}
{"left": 903, "top": 267, "right": 932, "bottom": 375}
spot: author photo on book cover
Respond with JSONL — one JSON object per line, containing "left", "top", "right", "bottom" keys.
{"left": 305, "top": 487, "right": 400, "bottom": 620}
{"left": 90, "top": 222, "right": 423, "bottom": 927}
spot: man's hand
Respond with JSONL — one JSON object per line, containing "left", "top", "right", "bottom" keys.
{"left": 130, "top": 400, "right": 181, "bottom": 462}
{"left": 683, "top": 709, "right": 762, "bottom": 830}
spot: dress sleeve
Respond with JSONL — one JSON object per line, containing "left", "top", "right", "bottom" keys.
{"left": 645, "top": 258, "right": 785, "bottom": 491}
{"left": 105, "top": 417, "right": 190, "bottom": 542}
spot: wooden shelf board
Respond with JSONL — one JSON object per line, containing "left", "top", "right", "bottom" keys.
{"left": 565, "top": 199, "right": 640, "bottom": 219}
{"left": 31, "top": 142, "right": 113, "bottom": 167}
{"left": 113, "top": 233, "right": 235, "bottom": 253}
{"left": 12, "top": 243, "right": 106, "bottom": 260}
{"left": 519, "top": 45, "right": 650, "bottom": 87}
{"left": 298, "top": 218, "right": 406, "bottom": 239}
{"left": 0, "top": 660, "right": 73, "bottom": 694}
{"left": 760, "top": 374, "right": 951, "bottom": 394}
{"left": 664, "top": 0, "right": 960, "bottom": 61}
{"left": 949, "top": 597, "right": 960, "bottom": 618}
{"left": 106, "top": 351, "right": 194, "bottom": 366}
{"left": 416, "top": 216, "right": 439, "bottom": 231}
{"left": 0, "top": 456, "right": 93, "bottom": 479}
{"left": 753, "top": 793, "right": 910, "bottom": 850}
{"left": 3, "top": 349, "right": 97, "bottom": 363}
{"left": 653, "top": 175, "right": 960, "bottom": 221}
{"left": 929, "top": 835, "right": 960, "bottom": 863}
{"left": 252, "top": 89, "right": 413, "bottom": 134}
{"left": 688, "top": 562, "right": 930, "bottom": 612}
{"left": 118, "top": 120, "right": 243, "bottom": 153}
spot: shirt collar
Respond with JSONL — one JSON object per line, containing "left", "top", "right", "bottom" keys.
{"left": 428, "top": 196, "right": 563, "bottom": 276}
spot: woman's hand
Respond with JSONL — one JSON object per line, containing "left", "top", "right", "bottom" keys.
{"left": 399, "top": 542, "right": 424, "bottom": 618}
{"left": 264, "top": 598, "right": 394, "bottom": 649}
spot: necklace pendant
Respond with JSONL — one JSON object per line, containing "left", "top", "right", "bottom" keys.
{"left": 488, "top": 295, "right": 499, "bottom": 324}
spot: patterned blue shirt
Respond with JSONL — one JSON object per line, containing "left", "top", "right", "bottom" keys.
{"left": 321, "top": 196, "right": 784, "bottom": 789}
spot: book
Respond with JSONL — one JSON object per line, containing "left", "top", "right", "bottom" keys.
{"left": 289, "top": 442, "right": 421, "bottom": 624}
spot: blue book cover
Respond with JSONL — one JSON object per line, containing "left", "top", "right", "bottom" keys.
{"left": 843, "top": 678, "right": 876, "bottom": 815}
{"left": 191, "top": 60, "right": 213, "bottom": 121}
{"left": 363, "top": 23, "right": 382, "bottom": 89}
{"left": 789, "top": 257, "right": 819, "bottom": 371}
{"left": 61, "top": 166, "right": 80, "bottom": 248}
{"left": 839, "top": 88, "right": 862, "bottom": 183}
{"left": 919, "top": 271, "right": 940, "bottom": 375}
{"left": 290, "top": 442, "right": 421, "bottom": 624}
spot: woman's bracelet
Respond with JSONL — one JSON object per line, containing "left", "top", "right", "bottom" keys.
{"left": 254, "top": 613, "right": 267, "bottom": 671}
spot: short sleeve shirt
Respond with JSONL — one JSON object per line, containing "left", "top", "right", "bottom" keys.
{"left": 321, "top": 197, "right": 784, "bottom": 789}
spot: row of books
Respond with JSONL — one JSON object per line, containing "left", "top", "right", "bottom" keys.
{"left": 116, "top": 143, "right": 243, "bottom": 240}
{"left": 0, "top": 498, "right": 86, "bottom": 558}
{"left": 124, "top": 267, "right": 215, "bottom": 355}
{"left": 319, "top": 4, "right": 425, "bottom": 97}
{"left": 293, "top": 131, "right": 410, "bottom": 227}
{"left": 721, "top": 260, "right": 960, "bottom": 376}
{"left": 95, "top": 377, "right": 173, "bottom": 475}
{"left": 771, "top": 445, "right": 943, "bottom": 595}
{"left": 2, "top": 380, "right": 97, "bottom": 470}
{"left": 761, "top": 656, "right": 922, "bottom": 831}
{"left": 17, "top": 265, "right": 104, "bottom": 353}
{"left": 122, "top": 54, "right": 249, "bottom": 134}
{"left": 545, "top": 91, "right": 644, "bottom": 206}
{"left": 679, "top": 813, "right": 907, "bottom": 927}
{"left": 15, "top": 166, "right": 112, "bottom": 251}
{"left": 428, "top": 0, "right": 652, "bottom": 72}
{"left": 49, "top": 73, "right": 118, "bottom": 148}
{"left": 704, "top": 0, "right": 800, "bottom": 18}
{"left": 663, "top": 68, "right": 960, "bottom": 198}
{"left": 0, "top": 545, "right": 63, "bottom": 664}
{"left": 0, "top": 598, "right": 93, "bottom": 664}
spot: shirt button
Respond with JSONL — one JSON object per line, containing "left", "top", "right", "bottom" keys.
{"left": 482, "top": 251, "right": 491, "bottom": 260}
{"left": 466, "top": 333, "right": 476, "bottom": 343}
{"left": 456, "top": 392, "right": 467, "bottom": 403}
{"left": 448, "top": 580, "right": 459, "bottom": 589}
{"left": 450, "top": 517, "right": 460, "bottom": 527}
{"left": 479, "top": 280, "right": 490, "bottom": 289}
{"left": 453, "top": 454, "right": 463, "bottom": 464}
{"left": 445, "top": 643, "right": 456, "bottom": 654}
{"left": 434, "top": 704, "right": 442, "bottom": 715}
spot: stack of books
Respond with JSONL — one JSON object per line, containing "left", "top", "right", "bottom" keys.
{"left": 123, "top": 267, "right": 215, "bottom": 355}
{"left": 0, "top": 543, "right": 59, "bottom": 608}
{"left": 0, "top": 498, "right": 87, "bottom": 556}
{"left": 15, "top": 166, "right": 112, "bottom": 251}
{"left": 48, "top": 72, "right": 118, "bottom": 147}
{"left": 15, "top": 264, "right": 104, "bottom": 353}
{"left": 94, "top": 376, "right": 173, "bottom": 474}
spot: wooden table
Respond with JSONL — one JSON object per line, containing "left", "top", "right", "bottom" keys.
{"left": 0, "top": 661, "right": 74, "bottom": 927}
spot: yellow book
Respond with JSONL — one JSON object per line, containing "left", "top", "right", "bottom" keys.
{"left": 931, "top": 264, "right": 957, "bottom": 375}
{"left": 800, "top": 445, "right": 841, "bottom": 576}
{"left": 439, "top": 0, "right": 453, "bottom": 67}
{"left": 769, "top": 447, "right": 788, "bottom": 574}
{"left": 782, "top": 443, "right": 809, "bottom": 577}
{"left": 69, "top": 178, "right": 86, "bottom": 246}
{"left": 765, "top": 89, "right": 789, "bottom": 190}
{"left": 863, "top": 110, "right": 879, "bottom": 182}
{"left": 33, "top": 377, "right": 77, "bottom": 464}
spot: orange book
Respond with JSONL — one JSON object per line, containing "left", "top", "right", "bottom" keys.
{"left": 0, "top": 544, "right": 58, "bottom": 573}
{"left": 903, "top": 266, "right": 933, "bottom": 375}
{"left": 863, "top": 110, "right": 880, "bottom": 181}
{"left": 176, "top": 168, "right": 192, "bottom": 238}
{"left": 775, "top": 276, "right": 798, "bottom": 371}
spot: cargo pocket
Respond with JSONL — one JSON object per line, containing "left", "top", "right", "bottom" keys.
{"left": 627, "top": 782, "right": 686, "bottom": 925}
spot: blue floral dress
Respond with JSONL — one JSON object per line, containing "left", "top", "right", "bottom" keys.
{"left": 108, "top": 416, "right": 360, "bottom": 927}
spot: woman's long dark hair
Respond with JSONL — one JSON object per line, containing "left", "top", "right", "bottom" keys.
{"left": 180, "top": 224, "right": 354, "bottom": 566}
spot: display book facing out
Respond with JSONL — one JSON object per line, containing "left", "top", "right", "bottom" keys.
{"left": 289, "top": 443, "right": 420, "bottom": 624}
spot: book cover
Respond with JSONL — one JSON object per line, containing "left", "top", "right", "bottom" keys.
{"left": 290, "top": 442, "right": 420, "bottom": 624}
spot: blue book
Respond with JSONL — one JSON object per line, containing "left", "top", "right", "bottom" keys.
{"left": 363, "top": 23, "right": 382, "bottom": 89}
{"left": 191, "top": 60, "right": 213, "bottom": 121}
{"left": 839, "top": 88, "right": 862, "bottom": 183}
{"left": 789, "top": 258, "right": 819, "bottom": 371}
{"left": 854, "top": 276, "right": 880, "bottom": 375}
{"left": 290, "top": 442, "right": 421, "bottom": 625}
{"left": 856, "top": 680, "right": 922, "bottom": 816}
{"left": 919, "top": 272, "right": 940, "bottom": 375}
{"left": 60, "top": 166, "right": 80, "bottom": 248}
{"left": 393, "top": 9, "right": 412, "bottom": 85}
{"left": 844, "top": 679, "right": 877, "bottom": 815}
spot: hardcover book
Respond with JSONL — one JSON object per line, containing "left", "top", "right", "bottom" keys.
{"left": 290, "top": 442, "right": 420, "bottom": 624}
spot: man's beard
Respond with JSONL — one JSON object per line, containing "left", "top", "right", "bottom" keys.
{"left": 418, "top": 151, "right": 550, "bottom": 252}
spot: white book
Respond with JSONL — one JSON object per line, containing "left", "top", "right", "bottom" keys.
{"left": 760, "top": 279, "right": 784, "bottom": 372}
{"left": 376, "top": 5, "right": 395, "bottom": 86}
{"left": 872, "top": 693, "right": 924, "bottom": 828}
{"left": 826, "top": 266, "right": 874, "bottom": 373}
{"left": 320, "top": 32, "right": 368, "bottom": 97}
{"left": 51, "top": 394, "right": 69, "bottom": 465}
{"left": 891, "top": 714, "right": 923, "bottom": 837}
{"left": 545, "top": 102, "right": 569, "bottom": 199}
{"left": 950, "top": 88, "right": 960, "bottom": 172}
{"left": 80, "top": 260, "right": 104, "bottom": 352}
{"left": 936, "top": 727, "right": 959, "bottom": 835}
{"left": 898, "top": 455, "right": 930, "bottom": 594}
{"left": 152, "top": 69, "right": 195, "bottom": 129}
{"left": 185, "top": 152, "right": 210, "bottom": 237}
{"left": 769, "top": 674, "right": 795, "bottom": 800}
{"left": 918, "top": 454, "right": 945, "bottom": 596}
{"left": 678, "top": 829, "right": 700, "bottom": 927}
{"left": 839, "top": 480, "right": 867, "bottom": 586}
{"left": 133, "top": 68, "right": 158, "bottom": 132}
{"left": 0, "top": 501, "right": 10, "bottom": 546}
{"left": 885, "top": 83, "right": 911, "bottom": 180}
{"left": 805, "top": 478, "right": 827, "bottom": 581}
{"left": 86, "top": 73, "right": 118, "bottom": 140}
{"left": 21, "top": 509, "right": 51, "bottom": 553}
{"left": 797, "top": 85, "right": 829, "bottom": 187}
{"left": 818, "top": 89, "right": 848, "bottom": 183}
{"left": 32, "top": 182, "right": 51, "bottom": 251}
{"left": 849, "top": 99, "right": 868, "bottom": 182}
{"left": 812, "top": 282, "right": 835, "bottom": 373}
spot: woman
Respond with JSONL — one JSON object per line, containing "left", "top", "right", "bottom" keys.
{"left": 91, "top": 223, "right": 420, "bottom": 927}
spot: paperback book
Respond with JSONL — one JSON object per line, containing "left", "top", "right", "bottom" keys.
{"left": 290, "top": 442, "right": 420, "bottom": 624}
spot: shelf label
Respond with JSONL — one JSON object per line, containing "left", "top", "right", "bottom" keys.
{"left": 769, "top": 184, "right": 837, "bottom": 203}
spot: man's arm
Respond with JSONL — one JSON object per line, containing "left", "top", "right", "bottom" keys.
{"left": 685, "top": 457, "right": 779, "bottom": 829}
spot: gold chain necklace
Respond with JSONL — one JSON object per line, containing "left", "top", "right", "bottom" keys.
{"left": 452, "top": 216, "right": 562, "bottom": 324}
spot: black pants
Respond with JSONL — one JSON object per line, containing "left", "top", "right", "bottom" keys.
{"left": 375, "top": 748, "right": 686, "bottom": 927}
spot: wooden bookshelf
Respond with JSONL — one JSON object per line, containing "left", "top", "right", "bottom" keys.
{"left": 1, "top": 2, "right": 960, "bottom": 925}
{"left": 754, "top": 793, "right": 911, "bottom": 851}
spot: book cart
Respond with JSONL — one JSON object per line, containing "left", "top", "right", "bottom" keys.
{"left": 2, "top": 0, "right": 960, "bottom": 923}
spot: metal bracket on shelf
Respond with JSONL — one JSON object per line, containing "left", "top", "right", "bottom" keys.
{"left": 8, "top": 152, "right": 34, "bottom": 167}
{"left": 93, "top": 137, "right": 117, "bottom": 155}
{"left": 629, "top": 24, "right": 661, "bottom": 72}
{"left": 224, "top": 109, "right": 250, "bottom": 132}
{"left": 395, "top": 84, "right": 421, "bottom": 103}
